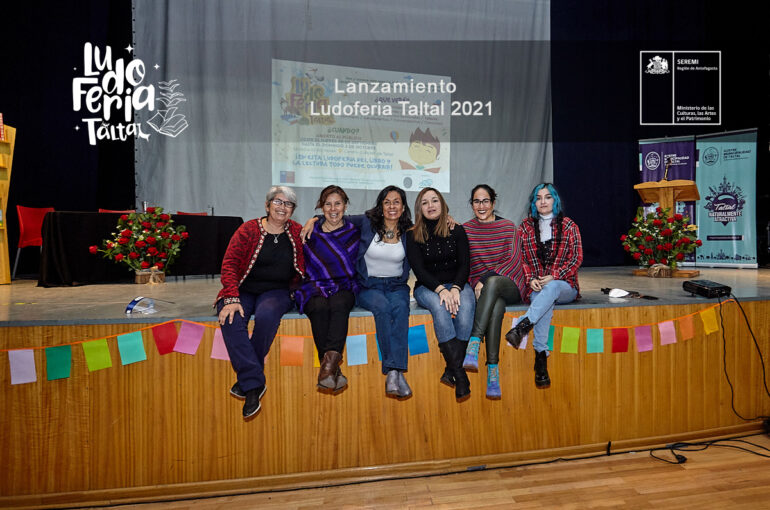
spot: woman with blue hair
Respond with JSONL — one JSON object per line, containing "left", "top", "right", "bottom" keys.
{"left": 505, "top": 183, "right": 582, "bottom": 388}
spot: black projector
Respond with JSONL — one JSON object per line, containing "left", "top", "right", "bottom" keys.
{"left": 683, "top": 280, "right": 731, "bottom": 298}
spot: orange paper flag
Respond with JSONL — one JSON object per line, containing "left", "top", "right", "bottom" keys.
{"left": 280, "top": 336, "right": 304, "bottom": 366}
{"left": 679, "top": 315, "right": 694, "bottom": 341}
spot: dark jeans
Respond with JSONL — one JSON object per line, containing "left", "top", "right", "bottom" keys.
{"left": 357, "top": 277, "right": 411, "bottom": 374}
{"left": 304, "top": 290, "right": 356, "bottom": 360}
{"left": 471, "top": 276, "right": 521, "bottom": 365}
{"left": 217, "top": 288, "right": 293, "bottom": 391}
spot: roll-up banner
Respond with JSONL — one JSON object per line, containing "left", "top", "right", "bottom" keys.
{"left": 695, "top": 129, "right": 758, "bottom": 267}
{"left": 639, "top": 136, "right": 696, "bottom": 264}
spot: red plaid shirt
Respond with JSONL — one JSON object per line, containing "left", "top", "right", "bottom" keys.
{"left": 518, "top": 216, "right": 582, "bottom": 301}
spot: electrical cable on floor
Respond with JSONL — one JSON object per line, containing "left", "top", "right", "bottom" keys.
{"left": 716, "top": 294, "right": 770, "bottom": 421}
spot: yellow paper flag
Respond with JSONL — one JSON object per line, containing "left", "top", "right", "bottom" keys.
{"left": 699, "top": 307, "right": 719, "bottom": 335}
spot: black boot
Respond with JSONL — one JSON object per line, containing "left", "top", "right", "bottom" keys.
{"left": 505, "top": 317, "right": 534, "bottom": 349}
{"left": 445, "top": 339, "right": 471, "bottom": 400}
{"left": 439, "top": 367, "right": 455, "bottom": 387}
{"left": 534, "top": 350, "right": 551, "bottom": 389}
{"left": 439, "top": 342, "right": 455, "bottom": 388}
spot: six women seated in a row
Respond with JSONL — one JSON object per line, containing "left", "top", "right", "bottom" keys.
{"left": 216, "top": 182, "right": 583, "bottom": 419}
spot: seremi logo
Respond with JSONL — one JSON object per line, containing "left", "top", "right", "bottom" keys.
{"left": 72, "top": 43, "right": 188, "bottom": 145}
{"left": 645, "top": 55, "right": 670, "bottom": 75}
{"left": 702, "top": 146, "right": 719, "bottom": 166}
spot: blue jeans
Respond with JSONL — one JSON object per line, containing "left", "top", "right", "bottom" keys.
{"left": 216, "top": 289, "right": 293, "bottom": 391}
{"left": 413, "top": 283, "right": 475, "bottom": 344}
{"left": 357, "top": 277, "right": 410, "bottom": 374}
{"left": 522, "top": 280, "right": 577, "bottom": 354}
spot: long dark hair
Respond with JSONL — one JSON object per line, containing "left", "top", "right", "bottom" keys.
{"left": 365, "top": 185, "right": 412, "bottom": 240}
{"left": 528, "top": 183, "right": 564, "bottom": 265}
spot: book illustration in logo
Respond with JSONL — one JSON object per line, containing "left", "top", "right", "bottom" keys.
{"left": 645, "top": 56, "right": 669, "bottom": 74}
{"left": 147, "top": 80, "right": 189, "bottom": 138}
{"left": 704, "top": 176, "right": 745, "bottom": 226}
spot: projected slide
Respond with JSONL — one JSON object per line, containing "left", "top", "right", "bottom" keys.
{"left": 272, "top": 59, "right": 451, "bottom": 191}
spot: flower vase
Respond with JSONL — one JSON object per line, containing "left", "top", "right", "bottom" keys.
{"left": 135, "top": 269, "right": 166, "bottom": 284}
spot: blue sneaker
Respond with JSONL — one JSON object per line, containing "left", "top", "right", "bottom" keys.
{"left": 463, "top": 337, "right": 481, "bottom": 370}
{"left": 486, "top": 364, "right": 501, "bottom": 399}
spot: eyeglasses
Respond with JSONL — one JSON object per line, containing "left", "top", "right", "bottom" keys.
{"left": 271, "top": 198, "right": 296, "bottom": 209}
{"left": 472, "top": 199, "right": 492, "bottom": 206}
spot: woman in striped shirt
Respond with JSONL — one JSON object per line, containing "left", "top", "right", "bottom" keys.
{"left": 462, "top": 184, "right": 527, "bottom": 398}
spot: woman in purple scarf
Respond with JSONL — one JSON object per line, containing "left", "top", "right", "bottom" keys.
{"left": 295, "top": 185, "right": 361, "bottom": 392}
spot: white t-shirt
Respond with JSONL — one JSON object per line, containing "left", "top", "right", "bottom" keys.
{"left": 539, "top": 213, "right": 553, "bottom": 242}
{"left": 364, "top": 236, "right": 405, "bottom": 277}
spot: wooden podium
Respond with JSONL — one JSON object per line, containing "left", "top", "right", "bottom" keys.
{"left": 632, "top": 179, "right": 700, "bottom": 277}
{"left": 633, "top": 179, "right": 700, "bottom": 213}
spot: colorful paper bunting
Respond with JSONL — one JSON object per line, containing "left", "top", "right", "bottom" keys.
{"left": 45, "top": 345, "right": 72, "bottom": 380}
{"left": 280, "top": 336, "right": 304, "bottom": 366}
{"left": 173, "top": 322, "right": 205, "bottom": 355}
{"left": 407, "top": 324, "right": 430, "bottom": 356}
{"left": 210, "top": 329, "right": 230, "bottom": 361}
{"left": 611, "top": 328, "right": 629, "bottom": 353}
{"left": 634, "top": 325, "right": 653, "bottom": 352}
{"left": 679, "top": 315, "right": 694, "bottom": 341}
{"left": 312, "top": 344, "right": 321, "bottom": 368}
{"left": 151, "top": 322, "right": 178, "bottom": 354}
{"left": 9, "top": 349, "right": 36, "bottom": 385}
{"left": 345, "top": 334, "right": 368, "bottom": 366}
{"left": 586, "top": 329, "right": 604, "bottom": 353}
{"left": 117, "top": 332, "right": 146, "bottom": 365}
{"left": 82, "top": 339, "right": 112, "bottom": 372}
{"left": 699, "top": 308, "right": 719, "bottom": 335}
{"left": 560, "top": 327, "right": 580, "bottom": 354}
{"left": 658, "top": 321, "right": 677, "bottom": 345}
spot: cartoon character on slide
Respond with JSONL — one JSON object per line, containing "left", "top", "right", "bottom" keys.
{"left": 400, "top": 128, "right": 441, "bottom": 173}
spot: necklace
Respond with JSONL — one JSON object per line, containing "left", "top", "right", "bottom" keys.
{"left": 262, "top": 218, "right": 283, "bottom": 243}
{"left": 384, "top": 229, "right": 396, "bottom": 240}
{"left": 272, "top": 233, "right": 280, "bottom": 244}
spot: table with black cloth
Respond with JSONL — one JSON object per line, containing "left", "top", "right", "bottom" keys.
{"left": 38, "top": 212, "right": 244, "bottom": 286}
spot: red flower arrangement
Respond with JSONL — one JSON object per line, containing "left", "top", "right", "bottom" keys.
{"left": 89, "top": 207, "right": 188, "bottom": 273}
{"left": 620, "top": 206, "right": 701, "bottom": 269}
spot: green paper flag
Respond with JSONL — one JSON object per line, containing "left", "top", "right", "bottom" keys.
{"left": 560, "top": 327, "right": 580, "bottom": 354}
{"left": 117, "top": 331, "right": 147, "bottom": 365}
{"left": 700, "top": 307, "right": 719, "bottom": 335}
{"left": 586, "top": 329, "right": 604, "bottom": 353}
{"left": 45, "top": 345, "right": 72, "bottom": 380}
{"left": 82, "top": 339, "right": 112, "bottom": 372}
{"left": 547, "top": 325, "right": 555, "bottom": 351}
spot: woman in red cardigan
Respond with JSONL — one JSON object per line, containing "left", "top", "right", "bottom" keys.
{"left": 505, "top": 183, "right": 582, "bottom": 389}
{"left": 216, "top": 186, "right": 305, "bottom": 419}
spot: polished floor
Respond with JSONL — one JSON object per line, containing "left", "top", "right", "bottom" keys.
{"left": 2, "top": 267, "right": 769, "bottom": 326}
{"left": 109, "top": 433, "right": 770, "bottom": 509}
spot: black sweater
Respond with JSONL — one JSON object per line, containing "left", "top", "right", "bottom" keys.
{"left": 406, "top": 219, "right": 471, "bottom": 292}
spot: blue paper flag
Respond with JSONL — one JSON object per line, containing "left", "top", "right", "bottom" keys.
{"left": 346, "top": 334, "right": 368, "bottom": 366}
{"left": 408, "top": 324, "right": 430, "bottom": 356}
{"left": 117, "top": 331, "right": 147, "bottom": 365}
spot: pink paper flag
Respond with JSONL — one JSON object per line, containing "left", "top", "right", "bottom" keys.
{"left": 173, "top": 322, "right": 205, "bottom": 355}
{"left": 210, "top": 328, "right": 230, "bottom": 361}
{"left": 9, "top": 350, "right": 37, "bottom": 385}
{"left": 634, "top": 325, "right": 653, "bottom": 352}
{"left": 658, "top": 321, "right": 677, "bottom": 345}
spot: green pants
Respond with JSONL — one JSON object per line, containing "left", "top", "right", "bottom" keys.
{"left": 471, "top": 276, "right": 521, "bottom": 365}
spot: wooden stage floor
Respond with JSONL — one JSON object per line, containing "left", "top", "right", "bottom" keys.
{"left": 3, "top": 266, "right": 770, "bottom": 326}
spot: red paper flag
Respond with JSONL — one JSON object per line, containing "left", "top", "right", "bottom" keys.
{"left": 611, "top": 328, "right": 629, "bottom": 353}
{"left": 151, "top": 322, "right": 178, "bottom": 355}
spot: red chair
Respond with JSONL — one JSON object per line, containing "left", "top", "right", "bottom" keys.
{"left": 13, "top": 205, "right": 54, "bottom": 280}
{"left": 98, "top": 208, "right": 135, "bottom": 213}
{"left": 176, "top": 211, "right": 208, "bottom": 216}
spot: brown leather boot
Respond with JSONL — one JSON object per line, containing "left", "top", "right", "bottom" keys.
{"left": 318, "top": 350, "right": 341, "bottom": 390}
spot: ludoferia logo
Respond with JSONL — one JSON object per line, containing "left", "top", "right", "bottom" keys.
{"left": 704, "top": 176, "right": 745, "bottom": 226}
{"left": 72, "top": 43, "right": 188, "bottom": 145}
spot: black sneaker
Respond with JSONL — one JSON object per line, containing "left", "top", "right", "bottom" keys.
{"left": 231, "top": 383, "right": 266, "bottom": 400}
{"left": 243, "top": 388, "right": 262, "bottom": 419}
